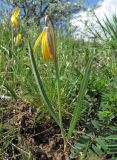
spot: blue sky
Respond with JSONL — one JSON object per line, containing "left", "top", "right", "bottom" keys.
{"left": 70, "top": 0, "right": 99, "bottom": 7}
{"left": 71, "top": 0, "right": 117, "bottom": 39}
{"left": 84, "top": 0, "right": 99, "bottom": 7}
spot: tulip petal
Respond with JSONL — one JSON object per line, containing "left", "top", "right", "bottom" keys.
{"left": 42, "top": 31, "right": 50, "bottom": 61}
{"left": 33, "top": 25, "right": 56, "bottom": 61}
{"left": 11, "top": 15, "right": 19, "bottom": 27}
{"left": 13, "top": 7, "right": 20, "bottom": 17}
{"left": 46, "top": 27, "right": 55, "bottom": 59}
{"left": 16, "top": 33, "right": 22, "bottom": 45}
{"left": 33, "top": 29, "right": 45, "bottom": 53}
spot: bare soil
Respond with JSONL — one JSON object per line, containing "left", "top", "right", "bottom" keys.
{"left": 1, "top": 100, "right": 73, "bottom": 160}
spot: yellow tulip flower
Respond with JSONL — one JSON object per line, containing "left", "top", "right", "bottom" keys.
{"left": 15, "top": 33, "right": 22, "bottom": 45}
{"left": 33, "top": 26, "right": 56, "bottom": 61}
{"left": 11, "top": 7, "right": 20, "bottom": 27}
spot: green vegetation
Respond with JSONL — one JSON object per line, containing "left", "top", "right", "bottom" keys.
{"left": 0, "top": 6, "right": 117, "bottom": 160}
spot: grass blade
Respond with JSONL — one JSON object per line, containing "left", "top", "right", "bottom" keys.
{"left": 94, "top": 13, "right": 108, "bottom": 38}
{"left": 67, "top": 56, "right": 93, "bottom": 140}
{"left": 4, "top": 81, "right": 18, "bottom": 100}
{"left": 28, "top": 41, "right": 59, "bottom": 125}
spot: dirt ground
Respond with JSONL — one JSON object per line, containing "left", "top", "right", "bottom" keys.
{"left": 1, "top": 99, "right": 74, "bottom": 160}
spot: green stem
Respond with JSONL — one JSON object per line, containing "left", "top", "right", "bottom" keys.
{"left": 54, "top": 57, "right": 67, "bottom": 146}
{"left": 12, "top": 28, "right": 14, "bottom": 53}
{"left": 28, "top": 42, "right": 59, "bottom": 125}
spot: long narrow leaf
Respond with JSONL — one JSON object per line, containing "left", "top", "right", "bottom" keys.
{"left": 28, "top": 42, "right": 59, "bottom": 125}
{"left": 4, "top": 81, "right": 18, "bottom": 100}
{"left": 67, "top": 56, "right": 93, "bottom": 140}
{"left": 94, "top": 13, "right": 108, "bottom": 38}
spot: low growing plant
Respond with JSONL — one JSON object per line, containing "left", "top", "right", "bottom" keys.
{"left": 28, "top": 15, "right": 93, "bottom": 149}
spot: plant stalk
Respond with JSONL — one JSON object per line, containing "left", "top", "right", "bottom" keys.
{"left": 54, "top": 57, "right": 67, "bottom": 149}
{"left": 28, "top": 42, "right": 59, "bottom": 125}
{"left": 11, "top": 28, "right": 14, "bottom": 53}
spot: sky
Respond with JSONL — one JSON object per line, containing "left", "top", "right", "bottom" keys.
{"left": 70, "top": 0, "right": 117, "bottom": 39}
{"left": 84, "top": 0, "right": 99, "bottom": 7}
{"left": 70, "top": 0, "right": 99, "bottom": 7}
